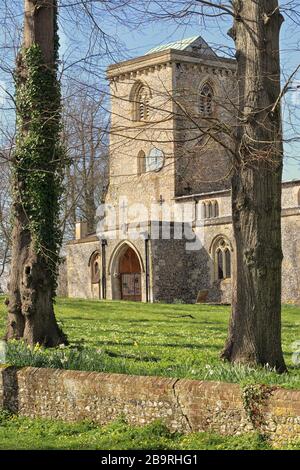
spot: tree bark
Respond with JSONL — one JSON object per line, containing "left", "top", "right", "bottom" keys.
{"left": 6, "top": 0, "right": 67, "bottom": 347}
{"left": 222, "top": 0, "right": 286, "bottom": 371}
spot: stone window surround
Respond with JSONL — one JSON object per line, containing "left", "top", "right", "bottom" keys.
{"left": 197, "top": 76, "right": 218, "bottom": 119}
{"left": 89, "top": 250, "right": 101, "bottom": 284}
{"left": 137, "top": 148, "right": 165, "bottom": 175}
{"left": 201, "top": 199, "right": 219, "bottom": 219}
{"left": 137, "top": 149, "right": 146, "bottom": 175}
{"left": 130, "top": 80, "right": 152, "bottom": 122}
{"left": 199, "top": 82, "right": 214, "bottom": 115}
{"left": 209, "top": 235, "right": 233, "bottom": 282}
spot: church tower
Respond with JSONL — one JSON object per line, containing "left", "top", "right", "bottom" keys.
{"left": 106, "top": 35, "right": 236, "bottom": 214}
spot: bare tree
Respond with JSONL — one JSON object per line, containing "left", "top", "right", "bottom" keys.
{"left": 0, "top": 153, "right": 11, "bottom": 291}
{"left": 61, "top": 86, "right": 109, "bottom": 238}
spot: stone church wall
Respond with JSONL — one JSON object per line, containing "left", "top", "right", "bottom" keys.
{"left": 197, "top": 210, "right": 300, "bottom": 305}
{"left": 174, "top": 57, "right": 236, "bottom": 196}
{"left": 107, "top": 60, "right": 176, "bottom": 212}
{"left": 151, "top": 236, "right": 208, "bottom": 303}
{"left": 67, "top": 239, "right": 100, "bottom": 299}
{"left": 282, "top": 213, "right": 300, "bottom": 303}
{"left": 201, "top": 218, "right": 234, "bottom": 304}
{"left": 149, "top": 218, "right": 233, "bottom": 304}
{"left": 65, "top": 204, "right": 300, "bottom": 305}
{"left": 56, "top": 257, "right": 68, "bottom": 297}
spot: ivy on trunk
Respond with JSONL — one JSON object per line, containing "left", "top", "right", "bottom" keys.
{"left": 6, "top": 0, "right": 67, "bottom": 346}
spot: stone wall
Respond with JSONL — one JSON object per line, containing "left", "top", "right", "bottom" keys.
{"left": 183, "top": 183, "right": 300, "bottom": 305}
{"left": 107, "top": 54, "right": 176, "bottom": 213}
{"left": 66, "top": 238, "right": 100, "bottom": 299}
{"left": 56, "top": 257, "right": 68, "bottom": 297}
{"left": 1, "top": 366, "right": 300, "bottom": 446}
{"left": 174, "top": 57, "right": 236, "bottom": 196}
{"left": 282, "top": 212, "right": 300, "bottom": 303}
{"left": 151, "top": 228, "right": 211, "bottom": 304}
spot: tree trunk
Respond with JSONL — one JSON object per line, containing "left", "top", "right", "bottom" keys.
{"left": 6, "top": 0, "right": 67, "bottom": 347}
{"left": 222, "top": 0, "right": 286, "bottom": 372}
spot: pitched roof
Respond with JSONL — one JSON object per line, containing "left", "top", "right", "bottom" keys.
{"left": 146, "top": 35, "right": 217, "bottom": 57}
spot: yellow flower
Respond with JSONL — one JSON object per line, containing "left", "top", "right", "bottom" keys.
{"left": 33, "top": 342, "right": 41, "bottom": 352}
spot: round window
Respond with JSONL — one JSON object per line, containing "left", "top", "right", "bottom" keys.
{"left": 146, "top": 148, "right": 165, "bottom": 172}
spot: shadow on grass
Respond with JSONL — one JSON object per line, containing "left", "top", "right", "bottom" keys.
{"left": 104, "top": 350, "right": 161, "bottom": 362}
{"left": 92, "top": 340, "right": 222, "bottom": 351}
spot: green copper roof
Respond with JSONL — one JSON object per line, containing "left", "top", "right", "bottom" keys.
{"left": 147, "top": 36, "right": 200, "bottom": 54}
{"left": 146, "top": 35, "right": 216, "bottom": 57}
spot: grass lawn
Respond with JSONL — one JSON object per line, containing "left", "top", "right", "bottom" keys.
{"left": 0, "top": 297, "right": 299, "bottom": 388}
{"left": 1, "top": 411, "right": 298, "bottom": 450}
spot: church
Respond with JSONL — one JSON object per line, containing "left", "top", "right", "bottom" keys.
{"left": 66, "top": 36, "right": 300, "bottom": 304}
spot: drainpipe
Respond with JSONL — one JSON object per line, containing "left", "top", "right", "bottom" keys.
{"left": 101, "top": 239, "right": 107, "bottom": 299}
{"left": 144, "top": 234, "right": 150, "bottom": 303}
{"left": 193, "top": 197, "right": 199, "bottom": 226}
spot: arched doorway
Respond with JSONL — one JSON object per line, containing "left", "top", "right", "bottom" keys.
{"left": 118, "top": 246, "right": 142, "bottom": 301}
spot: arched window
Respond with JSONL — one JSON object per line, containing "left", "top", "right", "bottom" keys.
{"left": 213, "top": 201, "right": 219, "bottom": 217}
{"left": 199, "top": 82, "right": 214, "bottom": 116}
{"left": 217, "top": 249, "right": 224, "bottom": 279}
{"left": 225, "top": 248, "right": 231, "bottom": 278}
{"left": 90, "top": 251, "right": 100, "bottom": 284}
{"left": 201, "top": 200, "right": 219, "bottom": 219}
{"left": 132, "top": 83, "right": 151, "bottom": 121}
{"left": 214, "top": 238, "right": 231, "bottom": 280}
{"left": 137, "top": 150, "right": 146, "bottom": 175}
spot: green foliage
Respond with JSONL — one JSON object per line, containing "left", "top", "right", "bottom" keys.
{"left": 14, "top": 40, "right": 66, "bottom": 294}
{"left": 177, "top": 429, "right": 271, "bottom": 451}
{"left": 242, "top": 383, "right": 275, "bottom": 431}
{"left": 53, "top": 0, "right": 60, "bottom": 63}
{"left": 0, "top": 298, "right": 299, "bottom": 388}
{"left": 0, "top": 412, "right": 281, "bottom": 450}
